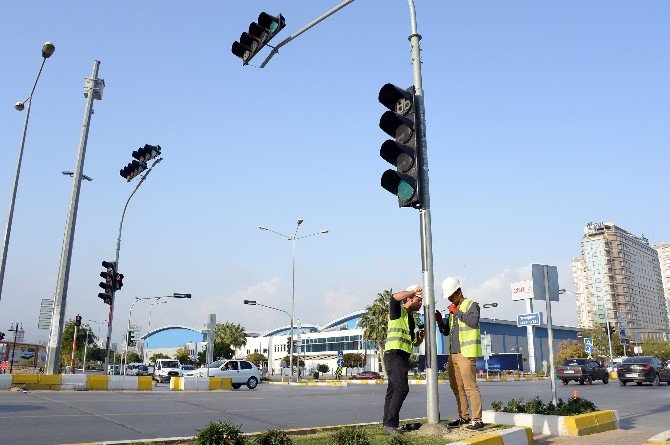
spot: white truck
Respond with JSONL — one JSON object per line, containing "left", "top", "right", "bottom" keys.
{"left": 153, "top": 359, "right": 182, "bottom": 383}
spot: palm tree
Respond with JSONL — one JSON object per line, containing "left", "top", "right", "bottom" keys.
{"left": 359, "top": 290, "right": 392, "bottom": 375}
{"left": 215, "top": 322, "right": 247, "bottom": 355}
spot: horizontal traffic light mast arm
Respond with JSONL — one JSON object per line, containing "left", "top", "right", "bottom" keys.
{"left": 259, "top": 0, "right": 357, "bottom": 68}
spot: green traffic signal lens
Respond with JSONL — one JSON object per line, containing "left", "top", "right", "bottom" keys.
{"left": 397, "top": 180, "right": 416, "bottom": 202}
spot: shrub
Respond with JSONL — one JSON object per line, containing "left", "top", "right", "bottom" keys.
{"left": 490, "top": 401, "right": 502, "bottom": 412}
{"left": 331, "top": 426, "right": 370, "bottom": 445}
{"left": 317, "top": 363, "right": 330, "bottom": 374}
{"left": 490, "top": 396, "right": 598, "bottom": 416}
{"left": 313, "top": 372, "right": 319, "bottom": 379}
{"left": 255, "top": 429, "right": 292, "bottom": 445}
{"left": 196, "top": 421, "right": 245, "bottom": 445}
{"left": 389, "top": 435, "right": 411, "bottom": 445}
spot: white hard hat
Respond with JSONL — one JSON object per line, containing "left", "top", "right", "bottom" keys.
{"left": 406, "top": 284, "right": 420, "bottom": 292}
{"left": 442, "top": 277, "right": 461, "bottom": 298}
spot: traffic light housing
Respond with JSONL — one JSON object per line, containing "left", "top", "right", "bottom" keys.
{"left": 131, "top": 144, "right": 161, "bottom": 162}
{"left": 378, "top": 83, "right": 423, "bottom": 208}
{"left": 286, "top": 338, "right": 291, "bottom": 353}
{"left": 98, "top": 261, "right": 116, "bottom": 306}
{"left": 75, "top": 315, "right": 82, "bottom": 327}
{"left": 127, "top": 331, "right": 135, "bottom": 346}
{"left": 0, "top": 332, "right": 5, "bottom": 341}
{"left": 120, "top": 160, "right": 146, "bottom": 182}
{"left": 232, "top": 12, "right": 286, "bottom": 65}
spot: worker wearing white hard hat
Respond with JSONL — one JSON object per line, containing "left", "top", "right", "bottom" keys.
{"left": 436, "top": 277, "right": 484, "bottom": 430}
{"left": 381, "top": 284, "right": 425, "bottom": 436}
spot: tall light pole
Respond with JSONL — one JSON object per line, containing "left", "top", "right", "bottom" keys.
{"left": 0, "top": 42, "right": 55, "bottom": 306}
{"left": 259, "top": 220, "right": 328, "bottom": 382}
{"left": 46, "top": 60, "right": 105, "bottom": 375}
{"left": 7, "top": 322, "right": 25, "bottom": 374}
{"left": 122, "top": 293, "right": 191, "bottom": 374}
{"left": 244, "top": 299, "right": 291, "bottom": 381}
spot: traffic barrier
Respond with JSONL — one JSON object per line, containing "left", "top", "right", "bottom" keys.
{"left": 87, "top": 375, "right": 108, "bottom": 390}
{"left": 451, "top": 426, "right": 532, "bottom": 445}
{"left": 61, "top": 374, "right": 87, "bottom": 390}
{"left": 482, "top": 409, "right": 618, "bottom": 436}
{"left": 11, "top": 374, "right": 62, "bottom": 390}
{"left": 645, "top": 430, "right": 670, "bottom": 444}
{"left": 170, "top": 376, "right": 232, "bottom": 391}
{"left": 0, "top": 374, "right": 12, "bottom": 389}
{"left": 562, "top": 410, "right": 618, "bottom": 436}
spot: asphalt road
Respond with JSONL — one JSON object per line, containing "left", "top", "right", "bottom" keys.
{"left": 0, "top": 379, "right": 668, "bottom": 445}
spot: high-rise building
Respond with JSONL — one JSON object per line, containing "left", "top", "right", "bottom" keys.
{"left": 653, "top": 242, "right": 670, "bottom": 323}
{"left": 572, "top": 222, "right": 670, "bottom": 342}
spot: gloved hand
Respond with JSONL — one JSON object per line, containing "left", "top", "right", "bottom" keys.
{"left": 435, "top": 310, "right": 443, "bottom": 324}
{"left": 448, "top": 304, "right": 458, "bottom": 314}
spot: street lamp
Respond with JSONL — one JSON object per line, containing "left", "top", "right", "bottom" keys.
{"left": 123, "top": 293, "right": 191, "bottom": 374}
{"left": 482, "top": 303, "right": 498, "bottom": 309}
{"left": 0, "top": 42, "right": 55, "bottom": 306}
{"left": 244, "top": 299, "right": 292, "bottom": 381}
{"left": 259, "top": 219, "right": 328, "bottom": 382}
{"left": 7, "top": 323, "right": 25, "bottom": 374}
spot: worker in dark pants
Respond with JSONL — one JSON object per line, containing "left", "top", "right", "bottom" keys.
{"left": 382, "top": 285, "right": 425, "bottom": 436}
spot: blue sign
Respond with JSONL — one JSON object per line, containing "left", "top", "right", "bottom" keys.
{"left": 517, "top": 312, "right": 543, "bottom": 327}
{"left": 338, "top": 351, "right": 343, "bottom": 358}
{"left": 585, "top": 346, "right": 594, "bottom": 355}
{"left": 619, "top": 329, "right": 627, "bottom": 337}
{"left": 337, "top": 359, "right": 344, "bottom": 366}
{"left": 584, "top": 338, "right": 593, "bottom": 347}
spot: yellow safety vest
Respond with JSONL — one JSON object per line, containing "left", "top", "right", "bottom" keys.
{"left": 448, "top": 298, "right": 482, "bottom": 358}
{"left": 385, "top": 306, "right": 413, "bottom": 354}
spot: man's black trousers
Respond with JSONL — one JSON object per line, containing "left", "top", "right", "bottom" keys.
{"left": 382, "top": 350, "right": 410, "bottom": 428}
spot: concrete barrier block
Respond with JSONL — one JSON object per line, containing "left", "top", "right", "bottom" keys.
{"left": 221, "top": 377, "right": 232, "bottom": 390}
{"left": 108, "top": 375, "right": 138, "bottom": 390}
{"left": 61, "top": 374, "right": 86, "bottom": 389}
{"left": 209, "top": 377, "right": 222, "bottom": 390}
{"left": 170, "top": 376, "right": 184, "bottom": 391}
{"left": 138, "top": 376, "right": 152, "bottom": 391}
{"left": 0, "top": 374, "right": 13, "bottom": 389}
{"left": 87, "top": 375, "right": 108, "bottom": 390}
{"left": 181, "top": 376, "right": 209, "bottom": 390}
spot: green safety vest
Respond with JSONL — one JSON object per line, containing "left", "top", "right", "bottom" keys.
{"left": 385, "top": 306, "right": 413, "bottom": 354}
{"left": 448, "top": 298, "right": 482, "bottom": 358}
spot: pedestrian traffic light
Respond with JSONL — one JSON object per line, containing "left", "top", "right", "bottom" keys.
{"left": 98, "top": 260, "right": 116, "bottom": 306}
{"left": 75, "top": 315, "right": 82, "bottom": 327}
{"left": 231, "top": 12, "right": 286, "bottom": 65}
{"left": 119, "top": 160, "right": 146, "bottom": 182}
{"left": 0, "top": 332, "right": 5, "bottom": 341}
{"left": 131, "top": 144, "right": 161, "bottom": 162}
{"left": 378, "top": 83, "right": 423, "bottom": 208}
{"left": 127, "top": 330, "right": 135, "bottom": 346}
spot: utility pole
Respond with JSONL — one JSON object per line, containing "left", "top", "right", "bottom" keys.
{"left": 46, "top": 61, "right": 104, "bottom": 375}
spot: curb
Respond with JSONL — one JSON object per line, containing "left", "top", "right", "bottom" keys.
{"left": 482, "top": 410, "right": 618, "bottom": 436}
{"left": 646, "top": 430, "right": 670, "bottom": 445}
{"left": 450, "top": 426, "right": 533, "bottom": 445}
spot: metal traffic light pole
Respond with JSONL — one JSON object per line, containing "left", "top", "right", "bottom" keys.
{"left": 104, "top": 157, "right": 163, "bottom": 373}
{"left": 46, "top": 61, "right": 104, "bottom": 375}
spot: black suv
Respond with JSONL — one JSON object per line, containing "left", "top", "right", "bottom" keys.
{"left": 557, "top": 358, "right": 609, "bottom": 385}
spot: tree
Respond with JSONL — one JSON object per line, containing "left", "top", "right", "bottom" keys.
{"left": 316, "top": 363, "right": 330, "bottom": 374}
{"left": 639, "top": 340, "right": 670, "bottom": 361}
{"left": 126, "top": 351, "right": 141, "bottom": 364}
{"left": 149, "top": 353, "right": 170, "bottom": 363}
{"left": 246, "top": 352, "right": 267, "bottom": 367}
{"left": 555, "top": 339, "right": 587, "bottom": 367}
{"left": 215, "top": 322, "right": 247, "bottom": 353}
{"left": 584, "top": 326, "right": 624, "bottom": 358}
{"left": 197, "top": 342, "right": 234, "bottom": 365}
{"left": 282, "top": 355, "right": 304, "bottom": 367}
{"left": 343, "top": 353, "right": 363, "bottom": 369}
{"left": 87, "top": 346, "right": 106, "bottom": 364}
{"left": 174, "top": 347, "right": 193, "bottom": 365}
{"left": 60, "top": 320, "right": 97, "bottom": 366}
{"left": 359, "top": 289, "right": 391, "bottom": 375}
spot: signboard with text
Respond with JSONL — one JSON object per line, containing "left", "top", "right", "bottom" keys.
{"left": 517, "top": 312, "right": 543, "bottom": 327}
{"left": 511, "top": 280, "right": 534, "bottom": 301}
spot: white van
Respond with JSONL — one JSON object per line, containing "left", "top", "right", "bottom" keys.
{"left": 153, "top": 359, "right": 182, "bottom": 383}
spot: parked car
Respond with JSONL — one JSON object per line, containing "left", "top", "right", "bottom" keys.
{"left": 556, "top": 358, "right": 609, "bottom": 385}
{"left": 191, "top": 359, "right": 261, "bottom": 389}
{"left": 617, "top": 356, "right": 670, "bottom": 386}
{"left": 153, "top": 359, "right": 182, "bottom": 383}
{"left": 20, "top": 351, "right": 35, "bottom": 360}
{"left": 181, "top": 364, "right": 197, "bottom": 374}
{"left": 350, "top": 371, "right": 382, "bottom": 380}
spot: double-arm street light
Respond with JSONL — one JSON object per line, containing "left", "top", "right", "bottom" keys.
{"left": 0, "top": 42, "right": 55, "bottom": 306}
{"left": 244, "top": 299, "right": 291, "bottom": 381}
{"left": 122, "top": 293, "right": 191, "bottom": 374}
{"left": 259, "top": 219, "right": 327, "bottom": 382}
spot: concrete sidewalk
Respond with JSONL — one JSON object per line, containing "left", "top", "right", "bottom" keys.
{"left": 535, "top": 429, "right": 655, "bottom": 444}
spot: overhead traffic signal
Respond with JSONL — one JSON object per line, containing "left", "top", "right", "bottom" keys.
{"left": 0, "top": 332, "right": 5, "bottom": 341}
{"left": 232, "top": 12, "right": 286, "bottom": 65}
{"left": 98, "top": 260, "right": 117, "bottom": 306}
{"left": 119, "top": 160, "right": 146, "bottom": 182}
{"left": 75, "top": 315, "right": 82, "bottom": 328}
{"left": 132, "top": 144, "right": 161, "bottom": 162}
{"left": 378, "top": 83, "right": 423, "bottom": 208}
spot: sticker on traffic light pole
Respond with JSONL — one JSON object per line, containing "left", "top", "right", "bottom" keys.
{"left": 378, "top": 83, "right": 422, "bottom": 209}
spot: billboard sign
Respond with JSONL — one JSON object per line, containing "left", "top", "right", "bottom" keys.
{"left": 511, "top": 280, "right": 533, "bottom": 301}
{"left": 531, "top": 264, "right": 560, "bottom": 301}
{"left": 517, "top": 312, "right": 543, "bottom": 327}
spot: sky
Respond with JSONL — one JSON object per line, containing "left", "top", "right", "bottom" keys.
{"left": 1, "top": 1, "right": 668, "bottom": 346}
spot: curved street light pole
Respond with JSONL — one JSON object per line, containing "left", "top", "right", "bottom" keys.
{"left": 244, "top": 299, "right": 291, "bottom": 381}
{"left": 259, "top": 220, "right": 328, "bottom": 382}
{"left": 0, "top": 42, "right": 55, "bottom": 306}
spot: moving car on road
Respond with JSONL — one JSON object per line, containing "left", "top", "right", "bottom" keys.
{"left": 617, "top": 356, "right": 670, "bottom": 386}
{"left": 190, "top": 359, "right": 261, "bottom": 389}
{"left": 557, "top": 358, "right": 609, "bottom": 385}
{"left": 350, "top": 371, "right": 382, "bottom": 380}
{"left": 153, "top": 359, "right": 182, "bottom": 383}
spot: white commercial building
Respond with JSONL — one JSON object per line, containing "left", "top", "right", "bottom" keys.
{"left": 572, "top": 222, "right": 670, "bottom": 341}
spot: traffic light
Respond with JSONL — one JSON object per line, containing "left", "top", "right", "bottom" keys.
{"left": 378, "top": 83, "right": 423, "bottom": 208}
{"left": 75, "top": 315, "right": 82, "bottom": 327}
{"left": 119, "top": 160, "right": 146, "bottom": 182}
{"left": 232, "top": 12, "right": 286, "bottom": 65}
{"left": 131, "top": 144, "right": 161, "bottom": 162}
{"left": 98, "top": 260, "right": 116, "bottom": 306}
{"left": 0, "top": 332, "right": 5, "bottom": 341}
{"left": 113, "top": 273, "right": 124, "bottom": 291}
{"left": 127, "top": 330, "right": 135, "bottom": 346}
{"left": 286, "top": 338, "right": 291, "bottom": 353}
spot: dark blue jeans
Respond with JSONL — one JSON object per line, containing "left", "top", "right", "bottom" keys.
{"left": 382, "top": 350, "right": 410, "bottom": 428}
